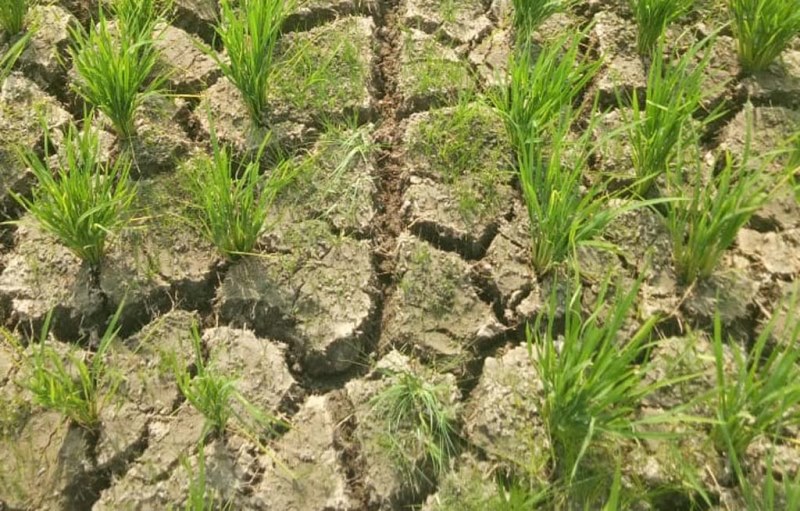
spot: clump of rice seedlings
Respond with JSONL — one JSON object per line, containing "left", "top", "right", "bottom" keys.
{"left": 665, "top": 148, "right": 783, "bottom": 284}
{"left": 729, "top": 0, "right": 800, "bottom": 75}
{"left": 109, "top": 0, "right": 171, "bottom": 41}
{"left": 528, "top": 276, "right": 660, "bottom": 482}
{"left": 631, "top": 0, "right": 694, "bottom": 55}
{"left": 491, "top": 30, "right": 600, "bottom": 158}
{"left": 174, "top": 326, "right": 282, "bottom": 438}
{"left": 510, "top": 0, "right": 571, "bottom": 40}
{"left": 0, "top": 0, "right": 28, "bottom": 36}
{"left": 11, "top": 304, "right": 123, "bottom": 431}
{"left": 211, "top": 0, "right": 291, "bottom": 125}
{"left": 178, "top": 443, "right": 233, "bottom": 511}
{"left": 188, "top": 128, "right": 296, "bottom": 259}
{"left": 711, "top": 295, "right": 800, "bottom": 466}
{"left": 519, "top": 110, "right": 635, "bottom": 274}
{"left": 69, "top": 8, "right": 164, "bottom": 140}
{"left": 370, "top": 369, "right": 460, "bottom": 488}
{"left": 12, "top": 114, "right": 135, "bottom": 271}
{"left": 621, "top": 37, "right": 720, "bottom": 197}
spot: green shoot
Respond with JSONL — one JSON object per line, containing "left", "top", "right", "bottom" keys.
{"left": 110, "top": 0, "right": 171, "bottom": 42}
{"left": 528, "top": 276, "right": 659, "bottom": 481}
{"left": 175, "top": 325, "right": 237, "bottom": 436}
{"left": 68, "top": 10, "right": 164, "bottom": 139}
{"left": 0, "top": 0, "right": 28, "bottom": 36}
{"left": 0, "top": 27, "right": 30, "bottom": 81}
{"left": 621, "top": 37, "right": 720, "bottom": 197}
{"left": 729, "top": 0, "right": 800, "bottom": 75}
{"left": 630, "top": 0, "right": 694, "bottom": 56}
{"left": 711, "top": 294, "right": 800, "bottom": 464}
{"left": 179, "top": 442, "right": 233, "bottom": 511}
{"left": 12, "top": 114, "right": 135, "bottom": 271}
{"left": 665, "top": 150, "right": 780, "bottom": 284}
{"left": 187, "top": 128, "right": 295, "bottom": 259}
{"left": 211, "top": 0, "right": 291, "bottom": 125}
{"left": 491, "top": 30, "right": 600, "bottom": 158}
{"left": 18, "top": 303, "right": 124, "bottom": 430}
{"left": 370, "top": 369, "right": 460, "bottom": 487}
{"left": 174, "top": 325, "right": 281, "bottom": 438}
{"left": 510, "top": 0, "right": 571, "bottom": 40}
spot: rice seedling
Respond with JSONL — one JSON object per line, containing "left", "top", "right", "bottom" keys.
{"left": 109, "top": 0, "right": 171, "bottom": 41}
{"left": 510, "top": 0, "right": 572, "bottom": 40}
{"left": 12, "top": 114, "right": 136, "bottom": 271}
{"left": 187, "top": 128, "right": 296, "bottom": 259}
{"left": 620, "top": 37, "right": 721, "bottom": 197}
{"left": 630, "top": 0, "right": 694, "bottom": 55}
{"left": 211, "top": 0, "right": 292, "bottom": 125}
{"left": 370, "top": 369, "right": 460, "bottom": 487}
{"left": 68, "top": 9, "right": 164, "bottom": 139}
{"left": 729, "top": 0, "right": 800, "bottom": 75}
{"left": 490, "top": 30, "right": 600, "bottom": 158}
{"left": 178, "top": 443, "right": 233, "bottom": 511}
{"left": 665, "top": 148, "right": 783, "bottom": 284}
{"left": 0, "top": 0, "right": 28, "bottom": 36}
{"left": 174, "top": 325, "right": 282, "bottom": 438}
{"left": 711, "top": 294, "right": 800, "bottom": 465}
{"left": 11, "top": 303, "right": 124, "bottom": 431}
{"left": 527, "top": 276, "right": 661, "bottom": 482}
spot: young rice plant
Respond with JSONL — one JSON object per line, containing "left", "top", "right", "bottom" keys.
{"left": 711, "top": 295, "right": 800, "bottom": 465}
{"left": 665, "top": 149, "right": 782, "bottom": 284}
{"left": 729, "top": 0, "right": 800, "bottom": 74}
{"left": 630, "top": 0, "right": 694, "bottom": 55}
{"left": 0, "top": 0, "right": 28, "bottom": 36}
{"left": 9, "top": 304, "right": 124, "bottom": 431}
{"left": 211, "top": 0, "right": 291, "bottom": 125}
{"left": 528, "top": 276, "right": 661, "bottom": 483}
{"left": 0, "top": 28, "right": 30, "bottom": 81}
{"left": 510, "top": 0, "right": 572, "bottom": 41}
{"left": 12, "top": 114, "right": 136, "bottom": 271}
{"left": 188, "top": 129, "right": 295, "bottom": 259}
{"left": 621, "top": 37, "right": 720, "bottom": 197}
{"left": 69, "top": 10, "right": 164, "bottom": 139}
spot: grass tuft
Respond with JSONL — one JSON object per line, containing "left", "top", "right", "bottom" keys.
{"left": 211, "top": 0, "right": 291, "bottom": 125}
{"left": 630, "top": 0, "right": 693, "bottom": 56}
{"left": 9, "top": 304, "right": 124, "bottom": 431}
{"left": 12, "top": 114, "right": 135, "bottom": 270}
{"left": 729, "top": 0, "right": 800, "bottom": 75}
{"left": 620, "top": 37, "right": 720, "bottom": 197}
{"left": 187, "top": 128, "right": 296, "bottom": 259}
{"left": 69, "top": 9, "right": 164, "bottom": 139}
{"left": 0, "top": 0, "right": 28, "bottom": 36}
{"left": 370, "top": 369, "right": 460, "bottom": 488}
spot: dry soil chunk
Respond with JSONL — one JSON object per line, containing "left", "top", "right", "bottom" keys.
{"left": 217, "top": 227, "right": 377, "bottom": 375}
{"left": 397, "top": 29, "right": 474, "bottom": 114}
{"left": 402, "top": 104, "right": 514, "bottom": 258}
{"left": 173, "top": 0, "right": 219, "bottom": 42}
{"left": 251, "top": 394, "right": 357, "bottom": 510}
{"left": 197, "top": 76, "right": 314, "bottom": 156}
{"left": 719, "top": 105, "right": 800, "bottom": 172}
{"left": 468, "top": 28, "right": 511, "bottom": 87}
{"left": 18, "top": 4, "right": 77, "bottom": 94}
{"left": 464, "top": 345, "right": 548, "bottom": 478}
{"left": 156, "top": 23, "right": 220, "bottom": 94}
{"left": 738, "top": 228, "right": 800, "bottom": 278}
{"left": 286, "top": 0, "right": 376, "bottom": 30}
{"left": 0, "top": 409, "right": 94, "bottom": 510}
{"left": 0, "top": 74, "right": 71, "bottom": 212}
{"left": 401, "top": 0, "right": 492, "bottom": 45}
{"left": 277, "top": 125, "right": 377, "bottom": 236}
{"left": 591, "top": 11, "right": 646, "bottom": 105}
{"left": 272, "top": 16, "right": 377, "bottom": 123}
{"left": 204, "top": 327, "right": 301, "bottom": 421}
{"left": 383, "top": 235, "right": 503, "bottom": 360}
{"left": 743, "top": 49, "right": 800, "bottom": 107}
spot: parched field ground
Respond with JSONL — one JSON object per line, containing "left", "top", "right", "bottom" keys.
{"left": 1, "top": 0, "right": 800, "bottom": 509}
